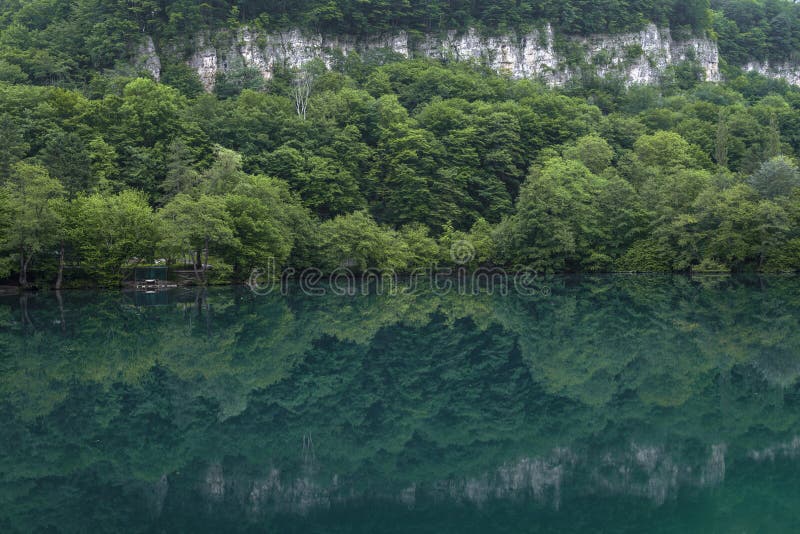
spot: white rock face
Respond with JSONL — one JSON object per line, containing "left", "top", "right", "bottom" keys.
{"left": 744, "top": 61, "right": 800, "bottom": 86}
{"left": 417, "top": 24, "right": 719, "bottom": 86}
{"left": 147, "top": 27, "right": 800, "bottom": 91}
{"left": 134, "top": 35, "right": 162, "bottom": 81}
{"left": 177, "top": 24, "right": 719, "bottom": 91}
{"left": 188, "top": 37, "right": 219, "bottom": 91}
{"left": 587, "top": 24, "right": 720, "bottom": 84}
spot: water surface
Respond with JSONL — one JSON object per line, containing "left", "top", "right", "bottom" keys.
{"left": 2, "top": 276, "right": 800, "bottom": 532}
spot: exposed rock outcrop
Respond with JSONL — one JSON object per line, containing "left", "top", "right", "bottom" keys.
{"left": 744, "top": 60, "right": 800, "bottom": 86}
{"left": 137, "top": 24, "right": 800, "bottom": 92}
{"left": 134, "top": 35, "right": 162, "bottom": 81}
{"left": 163, "top": 24, "right": 721, "bottom": 91}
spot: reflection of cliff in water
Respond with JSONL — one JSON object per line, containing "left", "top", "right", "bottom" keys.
{"left": 151, "top": 441, "right": 733, "bottom": 520}
{"left": 748, "top": 436, "right": 800, "bottom": 462}
{"left": 3, "top": 276, "right": 800, "bottom": 531}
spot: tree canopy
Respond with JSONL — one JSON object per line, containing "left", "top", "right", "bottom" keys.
{"left": 2, "top": 3, "right": 800, "bottom": 284}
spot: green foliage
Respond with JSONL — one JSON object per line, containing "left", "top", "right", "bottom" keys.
{"left": 748, "top": 155, "right": 800, "bottom": 199}
{"left": 0, "top": 162, "right": 64, "bottom": 285}
{"left": 2, "top": 5, "right": 800, "bottom": 285}
{"left": 215, "top": 67, "right": 267, "bottom": 99}
{"left": 686, "top": 183, "right": 792, "bottom": 270}
{"left": 71, "top": 190, "right": 159, "bottom": 285}
{"left": 399, "top": 222, "right": 439, "bottom": 267}
{"left": 633, "top": 131, "right": 705, "bottom": 170}
{"left": 496, "top": 157, "right": 607, "bottom": 272}
{"left": 160, "top": 61, "right": 204, "bottom": 97}
{"left": 38, "top": 131, "right": 95, "bottom": 196}
{"left": 315, "top": 210, "right": 409, "bottom": 272}
{"left": 616, "top": 238, "right": 676, "bottom": 272}
{"left": 0, "top": 58, "right": 27, "bottom": 84}
{"left": 0, "top": 189, "right": 10, "bottom": 278}
{"left": 223, "top": 174, "right": 313, "bottom": 273}
{"left": 563, "top": 135, "right": 614, "bottom": 174}
{"left": 712, "top": 0, "right": 800, "bottom": 65}
{"left": 159, "top": 193, "right": 236, "bottom": 282}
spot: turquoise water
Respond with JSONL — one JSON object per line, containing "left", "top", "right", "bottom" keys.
{"left": 1, "top": 275, "right": 800, "bottom": 532}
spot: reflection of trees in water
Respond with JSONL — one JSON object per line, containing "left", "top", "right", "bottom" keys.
{"left": 4, "top": 276, "right": 800, "bottom": 416}
{"left": 2, "top": 276, "right": 800, "bottom": 528}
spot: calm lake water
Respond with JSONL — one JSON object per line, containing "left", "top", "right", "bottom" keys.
{"left": 2, "top": 275, "right": 800, "bottom": 532}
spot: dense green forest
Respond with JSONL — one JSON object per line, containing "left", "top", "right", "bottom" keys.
{"left": 712, "top": 0, "right": 800, "bottom": 64}
{"left": 2, "top": 1, "right": 800, "bottom": 286}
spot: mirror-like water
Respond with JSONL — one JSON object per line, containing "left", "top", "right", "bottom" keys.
{"left": 2, "top": 275, "right": 800, "bottom": 532}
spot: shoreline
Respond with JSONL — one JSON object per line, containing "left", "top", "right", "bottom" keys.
{"left": 2, "top": 271, "right": 797, "bottom": 295}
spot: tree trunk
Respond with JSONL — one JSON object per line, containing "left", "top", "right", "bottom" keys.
{"left": 18, "top": 247, "right": 26, "bottom": 287}
{"left": 55, "top": 240, "right": 65, "bottom": 290}
{"left": 19, "top": 248, "right": 34, "bottom": 288}
{"left": 203, "top": 236, "right": 210, "bottom": 285}
{"left": 192, "top": 249, "right": 201, "bottom": 282}
{"left": 23, "top": 255, "right": 32, "bottom": 287}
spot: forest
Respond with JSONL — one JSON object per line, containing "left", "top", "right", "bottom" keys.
{"left": 2, "top": 1, "right": 800, "bottom": 286}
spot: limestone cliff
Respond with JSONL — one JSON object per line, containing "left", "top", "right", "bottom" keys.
{"left": 137, "top": 24, "right": 721, "bottom": 91}
{"left": 134, "top": 35, "right": 162, "bottom": 81}
{"left": 135, "top": 25, "right": 800, "bottom": 91}
{"left": 744, "top": 60, "right": 800, "bottom": 86}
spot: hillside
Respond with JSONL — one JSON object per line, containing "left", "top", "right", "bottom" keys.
{"left": 2, "top": 1, "right": 800, "bottom": 286}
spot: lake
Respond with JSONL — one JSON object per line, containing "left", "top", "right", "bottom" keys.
{"left": 2, "top": 275, "right": 800, "bottom": 532}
